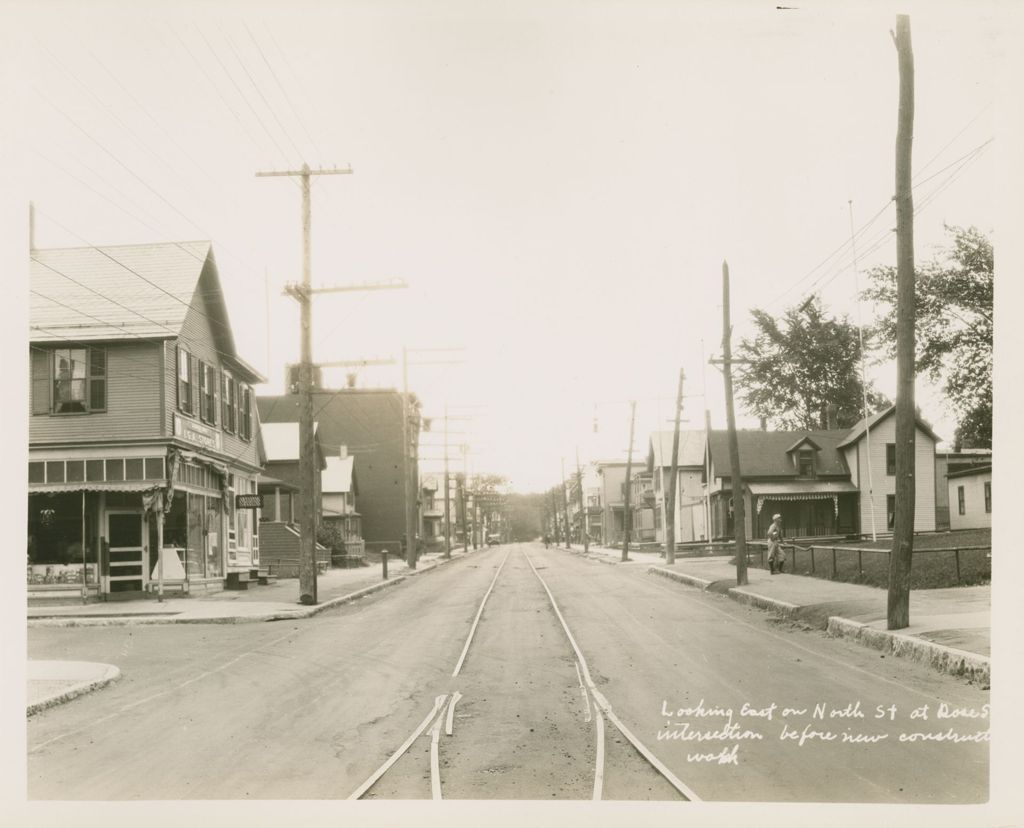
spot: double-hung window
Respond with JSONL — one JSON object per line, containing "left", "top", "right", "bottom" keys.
{"left": 222, "top": 370, "right": 236, "bottom": 433}
{"left": 199, "top": 362, "right": 218, "bottom": 425}
{"left": 51, "top": 347, "right": 106, "bottom": 413}
{"left": 239, "top": 385, "right": 252, "bottom": 441}
{"left": 178, "top": 347, "right": 195, "bottom": 415}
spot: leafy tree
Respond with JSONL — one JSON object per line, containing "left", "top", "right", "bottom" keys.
{"left": 734, "top": 296, "right": 889, "bottom": 430}
{"left": 862, "top": 225, "right": 993, "bottom": 448}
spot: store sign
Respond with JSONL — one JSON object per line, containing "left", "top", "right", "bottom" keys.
{"left": 236, "top": 493, "right": 263, "bottom": 509}
{"left": 174, "top": 413, "right": 222, "bottom": 453}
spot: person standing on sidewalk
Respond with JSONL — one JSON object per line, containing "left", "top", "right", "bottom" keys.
{"left": 767, "top": 513, "right": 786, "bottom": 574}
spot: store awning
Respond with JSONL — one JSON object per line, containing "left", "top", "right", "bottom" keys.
{"left": 748, "top": 480, "right": 858, "bottom": 516}
{"left": 29, "top": 481, "right": 162, "bottom": 494}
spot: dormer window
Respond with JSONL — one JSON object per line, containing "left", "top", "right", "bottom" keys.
{"left": 798, "top": 448, "right": 815, "bottom": 477}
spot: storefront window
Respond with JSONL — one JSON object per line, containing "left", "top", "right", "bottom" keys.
{"left": 206, "top": 498, "right": 223, "bottom": 578}
{"left": 187, "top": 493, "right": 206, "bottom": 578}
{"left": 27, "top": 492, "right": 93, "bottom": 567}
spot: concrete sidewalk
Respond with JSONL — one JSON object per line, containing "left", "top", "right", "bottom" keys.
{"left": 26, "top": 547, "right": 481, "bottom": 715}
{"left": 576, "top": 544, "right": 991, "bottom": 685}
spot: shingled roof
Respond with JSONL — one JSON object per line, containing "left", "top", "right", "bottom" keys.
{"left": 706, "top": 428, "right": 851, "bottom": 479}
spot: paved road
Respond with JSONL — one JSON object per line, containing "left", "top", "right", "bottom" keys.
{"left": 27, "top": 543, "right": 989, "bottom": 802}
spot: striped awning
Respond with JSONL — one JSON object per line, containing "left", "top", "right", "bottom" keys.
{"left": 29, "top": 481, "right": 162, "bottom": 494}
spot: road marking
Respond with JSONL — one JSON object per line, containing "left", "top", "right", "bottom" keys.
{"left": 592, "top": 703, "right": 605, "bottom": 801}
{"left": 348, "top": 694, "right": 448, "bottom": 800}
{"left": 430, "top": 696, "right": 453, "bottom": 800}
{"left": 451, "top": 548, "right": 512, "bottom": 677}
{"left": 574, "top": 661, "right": 591, "bottom": 722}
{"left": 28, "top": 626, "right": 304, "bottom": 754}
{"left": 522, "top": 548, "right": 702, "bottom": 802}
{"left": 445, "top": 691, "right": 462, "bottom": 736}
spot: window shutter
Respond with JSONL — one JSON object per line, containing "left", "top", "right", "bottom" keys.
{"left": 88, "top": 348, "right": 106, "bottom": 411}
{"left": 211, "top": 364, "right": 219, "bottom": 426}
{"left": 221, "top": 370, "right": 229, "bottom": 427}
{"left": 31, "top": 349, "right": 51, "bottom": 414}
{"left": 243, "top": 387, "right": 252, "bottom": 440}
{"left": 189, "top": 354, "right": 200, "bottom": 416}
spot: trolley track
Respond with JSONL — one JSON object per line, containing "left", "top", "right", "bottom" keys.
{"left": 347, "top": 543, "right": 699, "bottom": 801}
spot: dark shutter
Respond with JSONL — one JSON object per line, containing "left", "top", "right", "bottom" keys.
{"left": 88, "top": 347, "right": 106, "bottom": 411}
{"left": 189, "top": 354, "right": 200, "bottom": 416}
{"left": 221, "top": 370, "right": 229, "bottom": 427}
{"left": 211, "top": 364, "right": 219, "bottom": 426}
{"left": 31, "top": 348, "right": 51, "bottom": 414}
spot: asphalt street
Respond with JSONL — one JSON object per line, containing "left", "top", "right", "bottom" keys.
{"left": 27, "top": 542, "right": 989, "bottom": 802}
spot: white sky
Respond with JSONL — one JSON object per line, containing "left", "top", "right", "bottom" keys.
{"left": 3, "top": 0, "right": 1011, "bottom": 492}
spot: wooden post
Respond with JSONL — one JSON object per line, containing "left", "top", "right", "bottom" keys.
{"left": 888, "top": 14, "right": 916, "bottom": 630}
{"left": 721, "top": 261, "right": 748, "bottom": 586}
{"left": 622, "top": 401, "right": 636, "bottom": 563}
{"left": 665, "top": 368, "right": 685, "bottom": 565}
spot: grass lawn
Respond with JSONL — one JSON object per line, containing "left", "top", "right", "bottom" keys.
{"left": 748, "top": 528, "right": 990, "bottom": 589}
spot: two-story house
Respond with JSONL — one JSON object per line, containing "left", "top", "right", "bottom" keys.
{"left": 704, "top": 405, "right": 939, "bottom": 541}
{"left": 647, "top": 430, "right": 708, "bottom": 545}
{"left": 28, "top": 242, "right": 266, "bottom": 599}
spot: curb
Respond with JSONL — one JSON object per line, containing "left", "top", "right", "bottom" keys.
{"left": 648, "top": 565, "right": 989, "bottom": 683}
{"left": 826, "top": 617, "right": 991, "bottom": 685}
{"left": 648, "top": 565, "right": 715, "bottom": 591}
{"left": 27, "top": 663, "right": 121, "bottom": 716}
{"left": 727, "top": 587, "right": 801, "bottom": 619}
{"left": 26, "top": 551, "right": 475, "bottom": 628}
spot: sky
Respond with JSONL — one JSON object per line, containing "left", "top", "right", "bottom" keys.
{"left": 2, "top": 0, "right": 1013, "bottom": 493}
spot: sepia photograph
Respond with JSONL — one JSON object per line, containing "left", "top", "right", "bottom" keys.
{"left": 2, "top": 1, "right": 1021, "bottom": 826}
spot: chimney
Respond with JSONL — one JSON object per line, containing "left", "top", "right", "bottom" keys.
{"left": 759, "top": 416, "right": 767, "bottom": 431}
{"left": 338, "top": 445, "right": 348, "bottom": 459}
{"left": 826, "top": 403, "right": 838, "bottom": 430}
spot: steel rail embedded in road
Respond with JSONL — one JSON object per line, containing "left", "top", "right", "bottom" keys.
{"left": 451, "top": 548, "right": 512, "bottom": 677}
{"left": 347, "top": 694, "right": 448, "bottom": 800}
{"left": 522, "top": 546, "right": 703, "bottom": 802}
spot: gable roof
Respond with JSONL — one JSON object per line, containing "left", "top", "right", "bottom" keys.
{"left": 261, "top": 421, "right": 323, "bottom": 466}
{"left": 707, "top": 429, "right": 850, "bottom": 479}
{"left": 31, "top": 241, "right": 213, "bottom": 341}
{"left": 29, "top": 241, "right": 264, "bottom": 383}
{"left": 838, "top": 404, "right": 940, "bottom": 448}
{"left": 322, "top": 455, "right": 356, "bottom": 494}
{"left": 647, "top": 430, "right": 706, "bottom": 470}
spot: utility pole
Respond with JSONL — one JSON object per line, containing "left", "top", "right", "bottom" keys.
{"left": 622, "top": 400, "right": 636, "bottom": 563}
{"left": 889, "top": 14, "right": 916, "bottom": 630}
{"left": 550, "top": 488, "right": 560, "bottom": 543}
{"left": 576, "top": 447, "right": 589, "bottom": 555}
{"left": 257, "top": 164, "right": 351, "bottom": 605}
{"left": 665, "top": 368, "right": 685, "bottom": 565}
{"left": 443, "top": 404, "right": 451, "bottom": 559}
{"left": 720, "top": 261, "right": 748, "bottom": 586}
{"left": 561, "top": 457, "right": 572, "bottom": 549}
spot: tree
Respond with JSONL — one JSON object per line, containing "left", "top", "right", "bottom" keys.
{"left": 734, "top": 296, "right": 889, "bottom": 430}
{"left": 862, "top": 225, "right": 993, "bottom": 448}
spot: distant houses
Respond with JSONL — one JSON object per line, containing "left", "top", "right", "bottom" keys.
{"left": 581, "top": 404, "right": 960, "bottom": 547}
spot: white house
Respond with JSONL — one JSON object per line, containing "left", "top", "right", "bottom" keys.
{"left": 647, "top": 430, "right": 707, "bottom": 544}
{"left": 947, "top": 465, "right": 991, "bottom": 530}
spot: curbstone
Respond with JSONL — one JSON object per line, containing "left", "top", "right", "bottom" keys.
{"left": 648, "top": 565, "right": 715, "bottom": 591}
{"left": 727, "top": 588, "right": 801, "bottom": 619}
{"left": 27, "top": 663, "right": 121, "bottom": 716}
{"left": 826, "top": 617, "right": 991, "bottom": 685}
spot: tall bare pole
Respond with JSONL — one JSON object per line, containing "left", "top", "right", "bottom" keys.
{"left": 443, "top": 404, "right": 451, "bottom": 559}
{"left": 402, "top": 346, "right": 417, "bottom": 568}
{"left": 888, "top": 14, "right": 916, "bottom": 630}
{"left": 622, "top": 401, "right": 636, "bottom": 563}
{"left": 561, "top": 457, "right": 572, "bottom": 549}
{"left": 257, "top": 164, "right": 352, "bottom": 604}
{"left": 665, "top": 368, "right": 685, "bottom": 565}
{"left": 721, "top": 261, "right": 748, "bottom": 586}
{"left": 576, "top": 447, "right": 589, "bottom": 555}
